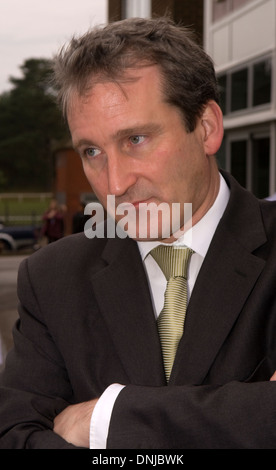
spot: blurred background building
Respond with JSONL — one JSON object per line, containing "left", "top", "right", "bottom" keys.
{"left": 205, "top": 0, "right": 276, "bottom": 199}
{"left": 109, "top": 0, "right": 204, "bottom": 42}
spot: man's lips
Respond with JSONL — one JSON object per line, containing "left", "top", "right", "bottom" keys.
{"left": 132, "top": 200, "right": 151, "bottom": 209}
{"left": 116, "top": 199, "right": 153, "bottom": 210}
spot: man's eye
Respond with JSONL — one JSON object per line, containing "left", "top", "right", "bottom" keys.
{"left": 85, "top": 147, "right": 101, "bottom": 158}
{"left": 129, "top": 135, "right": 146, "bottom": 145}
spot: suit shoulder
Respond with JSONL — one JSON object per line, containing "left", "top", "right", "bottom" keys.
{"left": 22, "top": 233, "right": 108, "bottom": 277}
{"left": 259, "top": 199, "right": 276, "bottom": 230}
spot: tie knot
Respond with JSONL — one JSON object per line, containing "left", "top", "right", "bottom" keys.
{"left": 151, "top": 245, "right": 193, "bottom": 280}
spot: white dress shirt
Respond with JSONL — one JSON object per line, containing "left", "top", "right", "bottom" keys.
{"left": 90, "top": 174, "right": 230, "bottom": 449}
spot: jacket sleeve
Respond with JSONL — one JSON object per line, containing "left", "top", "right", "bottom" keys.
{"left": 107, "top": 380, "right": 276, "bottom": 449}
{"left": 0, "top": 258, "right": 77, "bottom": 449}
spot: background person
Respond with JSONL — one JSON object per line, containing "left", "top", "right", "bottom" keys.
{"left": 41, "top": 198, "right": 65, "bottom": 243}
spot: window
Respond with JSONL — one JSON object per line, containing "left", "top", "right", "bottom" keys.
{"left": 218, "top": 74, "right": 227, "bottom": 114}
{"left": 252, "top": 137, "right": 270, "bottom": 198}
{"left": 230, "top": 140, "right": 247, "bottom": 188}
{"left": 212, "top": 0, "right": 229, "bottom": 22}
{"left": 231, "top": 68, "right": 248, "bottom": 112}
{"left": 217, "top": 57, "right": 272, "bottom": 115}
{"left": 225, "top": 133, "right": 270, "bottom": 198}
{"left": 212, "top": 0, "right": 252, "bottom": 22}
{"left": 253, "top": 60, "right": 272, "bottom": 107}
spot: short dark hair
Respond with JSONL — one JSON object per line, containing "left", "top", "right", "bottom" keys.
{"left": 53, "top": 16, "right": 220, "bottom": 132}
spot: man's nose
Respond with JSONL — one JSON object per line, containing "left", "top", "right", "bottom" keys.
{"left": 107, "top": 152, "right": 138, "bottom": 197}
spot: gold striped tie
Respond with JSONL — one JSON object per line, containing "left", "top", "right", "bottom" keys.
{"left": 151, "top": 245, "right": 193, "bottom": 382}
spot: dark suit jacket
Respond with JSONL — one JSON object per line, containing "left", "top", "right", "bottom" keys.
{"left": 1, "top": 172, "right": 276, "bottom": 449}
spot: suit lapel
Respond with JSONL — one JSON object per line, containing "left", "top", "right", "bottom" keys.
{"left": 171, "top": 173, "right": 267, "bottom": 385}
{"left": 90, "top": 236, "right": 165, "bottom": 386}
{"left": 171, "top": 226, "right": 265, "bottom": 385}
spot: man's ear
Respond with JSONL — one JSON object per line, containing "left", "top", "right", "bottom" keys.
{"left": 200, "top": 100, "right": 224, "bottom": 156}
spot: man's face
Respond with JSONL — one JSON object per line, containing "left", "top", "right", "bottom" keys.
{"left": 68, "top": 65, "right": 217, "bottom": 241}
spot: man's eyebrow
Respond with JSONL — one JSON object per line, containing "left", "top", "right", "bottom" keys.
{"left": 112, "top": 123, "right": 163, "bottom": 140}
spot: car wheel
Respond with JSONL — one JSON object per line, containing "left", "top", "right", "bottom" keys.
{"left": 0, "top": 240, "right": 13, "bottom": 253}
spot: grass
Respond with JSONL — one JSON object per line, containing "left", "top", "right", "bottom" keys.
{"left": 0, "top": 195, "right": 52, "bottom": 226}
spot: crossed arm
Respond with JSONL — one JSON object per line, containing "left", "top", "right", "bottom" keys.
{"left": 53, "top": 372, "right": 276, "bottom": 448}
{"left": 53, "top": 398, "right": 98, "bottom": 448}
{"left": 4, "top": 256, "right": 276, "bottom": 449}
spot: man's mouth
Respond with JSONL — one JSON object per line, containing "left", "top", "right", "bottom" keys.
{"left": 116, "top": 198, "right": 154, "bottom": 210}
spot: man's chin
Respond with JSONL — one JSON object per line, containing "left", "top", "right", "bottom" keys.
{"left": 116, "top": 223, "right": 177, "bottom": 243}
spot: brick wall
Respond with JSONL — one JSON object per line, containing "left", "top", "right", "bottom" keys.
{"left": 55, "top": 148, "right": 93, "bottom": 234}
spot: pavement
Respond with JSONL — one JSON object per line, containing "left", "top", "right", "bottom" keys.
{"left": 0, "top": 254, "right": 28, "bottom": 370}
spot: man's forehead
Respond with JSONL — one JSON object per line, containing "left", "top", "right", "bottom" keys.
{"left": 68, "top": 65, "right": 162, "bottom": 115}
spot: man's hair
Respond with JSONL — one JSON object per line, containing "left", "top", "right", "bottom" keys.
{"left": 53, "top": 16, "right": 220, "bottom": 132}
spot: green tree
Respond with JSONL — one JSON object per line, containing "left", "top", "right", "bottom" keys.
{"left": 0, "top": 58, "right": 69, "bottom": 191}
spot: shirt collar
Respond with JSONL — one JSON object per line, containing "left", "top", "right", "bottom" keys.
{"left": 137, "top": 173, "right": 230, "bottom": 260}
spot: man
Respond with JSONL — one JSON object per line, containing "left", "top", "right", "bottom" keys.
{"left": 1, "top": 17, "right": 276, "bottom": 449}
